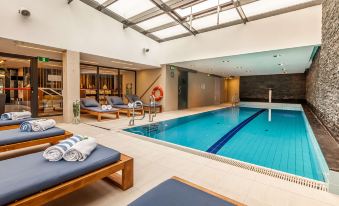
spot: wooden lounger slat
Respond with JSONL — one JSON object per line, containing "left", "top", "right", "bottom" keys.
{"left": 0, "top": 124, "right": 20, "bottom": 131}
{"left": 0, "top": 131, "right": 73, "bottom": 153}
{"left": 81, "top": 108, "right": 120, "bottom": 121}
{"left": 172, "top": 176, "right": 246, "bottom": 206}
{"left": 9, "top": 154, "right": 133, "bottom": 206}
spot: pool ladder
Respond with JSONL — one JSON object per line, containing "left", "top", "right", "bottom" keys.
{"left": 128, "top": 101, "right": 145, "bottom": 126}
{"left": 128, "top": 95, "right": 157, "bottom": 126}
{"left": 149, "top": 95, "right": 157, "bottom": 122}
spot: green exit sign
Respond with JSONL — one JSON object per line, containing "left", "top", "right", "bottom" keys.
{"left": 38, "top": 56, "right": 49, "bottom": 62}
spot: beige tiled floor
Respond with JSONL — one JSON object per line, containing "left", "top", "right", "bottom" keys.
{"left": 42, "top": 104, "right": 339, "bottom": 206}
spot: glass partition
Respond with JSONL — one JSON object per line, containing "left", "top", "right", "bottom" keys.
{"left": 99, "top": 68, "right": 119, "bottom": 104}
{"left": 0, "top": 56, "right": 31, "bottom": 113}
{"left": 38, "top": 61, "right": 63, "bottom": 116}
{"left": 120, "top": 69, "right": 136, "bottom": 101}
{"left": 80, "top": 65, "right": 97, "bottom": 100}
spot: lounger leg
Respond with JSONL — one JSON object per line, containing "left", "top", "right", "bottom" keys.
{"left": 98, "top": 114, "right": 102, "bottom": 121}
{"left": 159, "top": 105, "right": 162, "bottom": 113}
{"left": 121, "top": 158, "right": 134, "bottom": 190}
{"left": 116, "top": 111, "right": 120, "bottom": 119}
{"left": 106, "top": 157, "right": 134, "bottom": 190}
{"left": 127, "top": 110, "right": 130, "bottom": 117}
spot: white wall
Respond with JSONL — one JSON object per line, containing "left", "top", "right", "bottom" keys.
{"left": 0, "top": 0, "right": 161, "bottom": 66}
{"left": 158, "top": 5, "right": 322, "bottom": 64}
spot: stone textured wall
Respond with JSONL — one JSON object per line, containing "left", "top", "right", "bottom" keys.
{"left": 306, "top": 0, "right": 339, "bottom": 141}
{"left": 240, "top": 74, "right": 306, "bottom": 102}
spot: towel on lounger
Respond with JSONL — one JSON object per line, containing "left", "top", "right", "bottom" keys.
{"left": 101, "top": 105, "right": 108, "bottom": 110}
{"left": 10, "top": 111, "right": 32, "bottom": 120}
{"left": 30, "top": 119, "right": 56, "bottom": 132}
{"left": 63, "top": 137, "right": 97, "bottom": 161}
{"left": 43, "top": 135, "right": 86, "bottom": 161}
{"left": 0, "top": 113, "right": 12, "bottom": 120}
{"left": 128, "top": 103, "right": 134, "bottom": 108}
{"left": 107, "top": 105, "right": 112, "bottom": 110}
{"left": 19, "top": 120, "right": 34, "bottom": 132}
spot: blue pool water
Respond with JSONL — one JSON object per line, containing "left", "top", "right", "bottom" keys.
{"left": 124, "top": 107, "right": 326, "bottom": 181}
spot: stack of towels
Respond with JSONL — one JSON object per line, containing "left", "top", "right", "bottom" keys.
{"left": 0, "top": 111, "right": 32, "bottom": 120}
{"left": 43, "top": 135, "right": 97, "bottom": 161}
{"left": 20, "top": 119, "right": 56, "bottom": 132}
{"left": 101, "top": 105, "right": 113, "bottom": 110}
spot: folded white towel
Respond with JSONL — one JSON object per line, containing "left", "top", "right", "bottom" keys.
{"left": 8, "top": 111, "right": 31, "bottom": 120}
{"left": 43, "top": 135, "right": 85, "bottom": 161}
{"left": 63, "top": 137, "right": 97, "bottom": 161}
{"left": 106, "top": 105, "right": 112, "bottom": 110}
{"left": 128, "top": 103, "right": 134, "bottom": 108}
{"left": 31, "top": 119, "right": 56, "bottom": 132}
{"left": 101, "top": 105, "right": 108, "bottom": 110}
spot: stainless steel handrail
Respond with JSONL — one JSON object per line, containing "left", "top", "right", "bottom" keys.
{"left": 149, "top": 95, "right": 157, "bottom": 122}
{"left": 129, "top": 101, "right": 144, "bottom": 126}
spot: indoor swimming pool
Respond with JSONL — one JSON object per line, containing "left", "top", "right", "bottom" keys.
{"left": 124, "top": 106, "right": 328, "bottom": 182}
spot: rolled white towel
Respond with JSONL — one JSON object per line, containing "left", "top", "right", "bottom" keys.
{"left": 10, "top": 111, "right": 31, "bottom": 120}
{"left": 1, "top": 113, "right": 12, "bottom": 120}
{"left": 101, "top": 105, "right": 108, "bottom": 110}
{"left": 31, "top": 119, "right": 56, "bottom": 132}
{"left": 43, "top": 135, "right": 85, "bottom": 161}
{"left": 106, "top": 105, "right": 112, "bottom": 110}
{"left": 63, "top": 137, "right": 97, "bottom": 161}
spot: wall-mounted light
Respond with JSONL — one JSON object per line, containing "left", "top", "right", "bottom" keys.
{"left": 273, "top": 54, "right": 282, "bottom": 58}
{"left": 277, "top": 63, "right": 284, "bottom": 66}
{"left": 222, "top": 60, "right": 230, "bottom": 63}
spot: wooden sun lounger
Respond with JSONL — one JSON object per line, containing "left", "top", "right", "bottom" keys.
{"left": 118, "top": 108, "right": 144, "bottom": 117}
{"left": 9, "top": 154, "right": 133, "bottom": 206}
{"left": 81, "top": 108, "right": 120, "bottom": 121}
{"left": 172, "top": 176, "right": 246, "bottom": 206}
{"left": 0, "top": 131, "right": 73, "bottom": 153}
{"left": 0, "top": 124, "right": 20, "bottom": 131}
{"left": 143, "top": 105, "right": 162, "bottom": 113}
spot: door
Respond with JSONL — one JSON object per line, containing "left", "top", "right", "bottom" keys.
{"left": 178, "top": 70, "right": 188, "bottom": 110}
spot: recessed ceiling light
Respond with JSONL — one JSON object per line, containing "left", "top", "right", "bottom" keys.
{"left": 273, "top": 54, "right": 282, "bottom": 58}
{"left": 111, "top": 60, "right": 133, "bottom": 66}
{"left": 80, "top": 60, "right": 98, "bottom": 64}
{"left": 278, "top": 63, "right": 284, "bottom": 66}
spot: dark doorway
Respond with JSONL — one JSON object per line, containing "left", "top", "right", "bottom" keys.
{"left": 178, "top": 70, "right": 188, "bottom": 110}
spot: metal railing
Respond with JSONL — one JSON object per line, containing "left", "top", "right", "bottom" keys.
{"left": 128, "top": 101, "right": 145, "bottom": 126}
{"left": 149, "top": 95, "right": 157, "bottom": 122}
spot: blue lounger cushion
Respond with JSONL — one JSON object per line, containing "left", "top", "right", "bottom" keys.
{"left": 81, "top": 98, "right": 100, "bottom": 107}
{"left": 0, "top": 144, "right": 121, "bottom": 205}
{"left": 0, "top": 118, "right": 35, "bottom": 127}
{"left": 82, "top": 107, "right": 119, "bottom": 113}
{"left": 129, "top": 179, "right": 236, "bottom": 206}
{"left": 113, "top": 105, "right": 142, "bottom": 109}
{"left": 0, "top": 127, "right": 65, "bottom": 146}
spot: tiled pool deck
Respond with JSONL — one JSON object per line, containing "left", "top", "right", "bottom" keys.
{"left": 1, "top": 103, "right": 338, "bottom": 206}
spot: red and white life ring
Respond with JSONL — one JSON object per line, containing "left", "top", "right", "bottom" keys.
{"left": 152, "top": 86, "right": 164, "bottom": 101}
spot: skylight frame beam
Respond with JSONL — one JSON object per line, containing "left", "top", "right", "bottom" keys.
{"left": 124, "top": 0, "right": 199, "bottom": 29}
{"left": 96, "top": 0, "right": 119, "bottom": 11}
{"left": 233, "top": 0, "right": 248, "bottom": 24}
{"left": 80, "top": 0, "right": 162, "bottom": 42}
{"left": 160, "top": 0, "right": 322, "bottom": 42}
{"left": 149, "top": 0, "right": 198, "bottom": 36}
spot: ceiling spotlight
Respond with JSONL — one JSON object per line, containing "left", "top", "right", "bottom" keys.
{"left": 281, "top": 68, "right": 286, "bottom": 71}
{"left": 222, "top": 60, "right": 230, "bottom": 63}
{"left": 273, "top": 54, "right": 282, "bottom": 58}
{"left": 278, "top": 63, "right": 284, "bottom": 66}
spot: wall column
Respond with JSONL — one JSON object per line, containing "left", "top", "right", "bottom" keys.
{"left": 62, "top": 50, "right": 80, "bottom": 123}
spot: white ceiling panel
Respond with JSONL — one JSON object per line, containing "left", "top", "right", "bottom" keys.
{"left": 152, "top": 25, "right": 188, "bottom": 39}
{"left": 106, "top": 0, "right": 155, "bottom": 19}
{"left": 137, "top": 14, "right": 174, "bottom": 30}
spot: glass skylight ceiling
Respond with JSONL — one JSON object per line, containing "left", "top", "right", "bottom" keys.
{"left": 87, "top": 0, "right": 320, "bottom": 42}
